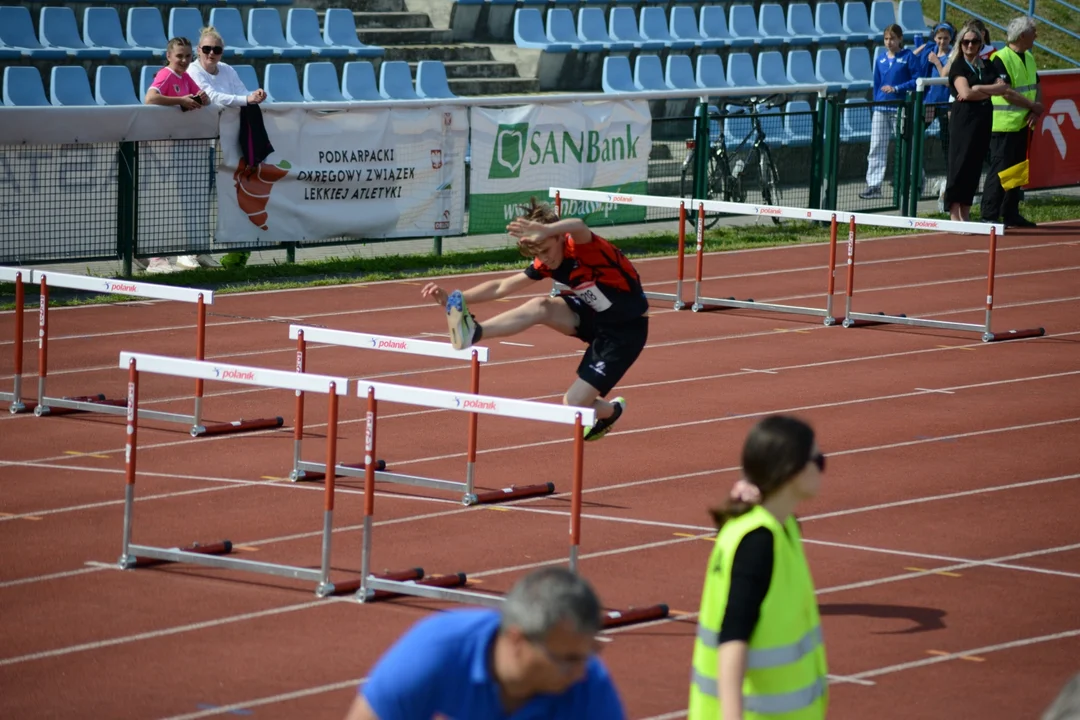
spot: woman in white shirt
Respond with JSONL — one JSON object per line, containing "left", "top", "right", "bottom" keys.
{"left": 185, "top": 26, "right": 267, "bottom": 268}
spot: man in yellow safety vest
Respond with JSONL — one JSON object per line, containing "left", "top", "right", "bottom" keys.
{"left": 980, "top": 16, "right": 1044, "bottom": 228}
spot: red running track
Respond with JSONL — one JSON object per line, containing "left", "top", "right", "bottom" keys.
{"left": 1, "top": 223, "right": 1079, "bottom": 719}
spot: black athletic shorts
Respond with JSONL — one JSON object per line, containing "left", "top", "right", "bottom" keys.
{"left": 560, "top": 295, "right": 649, "bottom": 397}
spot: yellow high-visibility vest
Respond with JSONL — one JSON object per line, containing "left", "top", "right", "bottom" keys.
{"left": 688, "top": 506, "right": 828, "bottom": 720}
{"left": 991, "top": 47, "right": 1038, "bottom": 132}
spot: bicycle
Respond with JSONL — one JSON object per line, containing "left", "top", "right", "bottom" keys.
{"left": 678, "top": 95, "right": 785, "bottom": 228}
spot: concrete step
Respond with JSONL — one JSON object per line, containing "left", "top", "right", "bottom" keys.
{"left": 381, "top": 45, "right": 494, "bottom": 63}
{"left": 407, "top": 60, "right": 520, "bottom": 80}
{"left": 358, "top": 27, "right": 454, "bottom": 45}
{"left": 451, "top": 77, "right": 541, "bottom": 96}
{"left": 352, "top": 11, "right": 433, "bottom": 29}
{"left": 305, "top": 0, "right": 406, "bottom": 12}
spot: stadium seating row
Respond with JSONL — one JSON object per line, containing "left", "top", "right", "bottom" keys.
{"left": 1, "top": 59, "right": 456, "bottom": 106}
{"left": 514, "top": 1, "right": 930, "bottom": 52}
{"left": 0, "top": 5, "right": 383, "bottom": 60}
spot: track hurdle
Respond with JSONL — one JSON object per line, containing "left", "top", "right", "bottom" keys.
{"left": 351, "top": 379, "right": 670, "bottom": 630}
{"left": 549, "top": 188, "right": 1043, "bottom": 342}
{"left": 0, "top": 266, "right": 282, "bottom": 434}
{"left": 0, "top": 267, "right": 29, "bottom": 413}
{"left": 288, "top": 324, "right": 556, "bottom": 506}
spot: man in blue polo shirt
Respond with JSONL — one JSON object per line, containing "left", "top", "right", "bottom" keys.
{"left": 343, "top": 567, "right": 626, "bottom": 720}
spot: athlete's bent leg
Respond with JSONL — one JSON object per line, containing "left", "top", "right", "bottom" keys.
{"left": 564, "top": 377, "right": 615, "bottom": 420}
{"left": 479, "top": 296, "right": 579, "bottom": 339}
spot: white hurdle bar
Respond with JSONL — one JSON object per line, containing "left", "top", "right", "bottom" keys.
{"left": 549, "top": 189, "right": 1042, "bottom": 342}
{"left": 116, "top": 352, "right": 353, "bottom": 597}
{"left": 0, "top": 267, "right": 282, "bottom": 433}
{"left": 289, "top": 325, "right": 554, "bottom": 505}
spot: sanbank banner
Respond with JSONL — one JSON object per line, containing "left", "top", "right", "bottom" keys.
{"left": 468, "top": 101, "right": 652, "bottom": 234}
{"left": 216, "top": 106, "right": 467, "bottom": 244}
{"left": 1027, "top": 72, "right": 1080, "bottom": 190}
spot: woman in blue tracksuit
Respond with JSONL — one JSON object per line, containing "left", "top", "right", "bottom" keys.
{"left": 860, "top": 24, "right": 922, "bottom": 200}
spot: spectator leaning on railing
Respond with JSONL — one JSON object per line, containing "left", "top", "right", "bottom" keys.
{"left": 860, "top": 24, "right": 921, "bottom": 200}
{"left": 980, "top": 16, "right": 1044, "bottom": 228}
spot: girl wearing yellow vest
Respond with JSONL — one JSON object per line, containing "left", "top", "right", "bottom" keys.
{"left": 689, "top": 416, "right": 828, "bottom": 720}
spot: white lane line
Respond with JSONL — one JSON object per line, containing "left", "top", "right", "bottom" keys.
{"left": 0, "top": 566, "right": 104, "bottom": 589}
{"left": 158, "top": 677, "right": 368, "bottom": 720}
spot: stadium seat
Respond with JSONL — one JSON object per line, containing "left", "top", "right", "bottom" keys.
{"left": 841, "top": 99, "right": 873, "bottom": 142}
{"left": 757, "top": 105, "right": 790, "bottom": 146}
{"left": 286, "top": 8, "right": 351, "bottom": 57}
{"left": 233, "top": 64, "right": 260, "bottom": 92}
{"left": 696, "top": 54, "right": 733, "bottom": 90}
{"left": 248, "top": 8, "right": 311, "bottom": 58}
{"left": 640, "top": 7, "right": 695, "bottom": 50}
{"left": 578, "top": 7, "right": 634, "bottom": 51}
{"left": 758, "top": 4, "right": 802, "bottom": 46}
{"left": 815, "top": 48, "right": 850, "bottom": 92}
{"left": 634, "top": 54, "right": 667, "bottom": 91}
{"left": 126, "top": 8, "right": 168, "bottom": 58}
{"left": 699, "top": 6, "right": 741, "bottom": 47}
{"left": 264, "top": 63, "right": 305, "bottom": 102}
{"left": 323, "top": 8, "right": 384, "bottom": 57}
{"left": 730, "top": 5, "right": 779, "bottom": 47}
{"left": 669, "top": 6, "right": 722, "bottom": 49}
{"left": 208, "top": 7, "right": 274, "bottom": 58}
{"left": 379, "top": 60, "right": 420, "bottom": 100}
{"left": 303, "top": 62, "right": 346, "bottom": 101}
{"left": 726, "top": 52, "right": 761, "bottom": 88}
{"left": 0, "top": 6, "right": 67, "bottom": 60}
{"left": 168, "top": 8, "right": 206, "bottom": 52}
{"left": 723, "top": 106, "right": 753, "bottom": 147}
{"left": 139, "top": 65, "right": 157, "bottom": 99}
{"left": 601, "top": 55, "right": 636, "bottom": 93}
{"left": 665, "top": 54, "right": 698, "bottom": 90}
{"left": 609, "top": 7, "right": 665, "bottom": 50}
{"left": 95, "top": 66, "right": 140, "bottom": 106}
{"left": 83, "top": 8, "right": 155, "bottom": 59}
{"left": 514, "top": 8, "right": 571, "bottom": 50}
{"left": 786, "top": 4, "right": 824, "bottom": 45}
{"left": 342, "top": 61, "right": 381, "bottom": 100}
{"left": 3, "top": 67, "right": 50, "bottom": 106}
{"left": 417, "top": 61, "right": 457, "bottom": 99}
{"left": 842, "top": 2, "right": 877, "bottom": 42}
{"left": 784, "top": 100, "right": 815, "bottom": 146}
{"left": 869, "top": 1, "right": 897, "bottom": 34}
{"left": 547, "top": 8, "right": 604, "bottom": 51}
{"left": 844, "top": 47, "right": 874, "bottom": 91}
{"left": 812, "top": 2, "right": 848, "bottom": 44}
{"left": 50, "top": 66, "right": 96, "bottom": 106}
{"left": 897, "top": 0, "right": 931, "bottom": 36}
{"left": 756, "top": 51, "right": 792, "bottom": 87}
{"left": 39, "top": 7, "right": 112, "bottom": 59}
{"left": 787, "top": 50, "right": 819, "bottom": 86}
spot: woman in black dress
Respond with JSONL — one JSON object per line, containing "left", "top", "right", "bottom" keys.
{"left": 944, "top": 22, "right": 1010, "bottom": 222}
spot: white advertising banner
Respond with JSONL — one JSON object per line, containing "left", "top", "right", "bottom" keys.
{"left": 468, "top": 100, "right": 652, "bottom": 233}
{"left": 216, "top": 106, "right": 467, "bottom": 244}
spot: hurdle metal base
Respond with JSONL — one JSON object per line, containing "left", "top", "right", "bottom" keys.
{"left": 1, "top": 392, "right": 29, "bottom": 414}
{"left": 291, "top": 459, "right": 387, "bottom": 483}
{"left": 984, "top": 327, "right": 1046, "bottom": 342}
{"left": 602, "top": 604, "right": 670, "bottom": 629}
{"left": 357, "top": 576, "right": 493, "bottom": 605}
{"left": 192, "top": 416, "right": 284, "bottom": 437}
{"left": 644, "top": 291, "right": 686, "bottom": 311}
{"left": 692, "top": 296, "right": 832, "bottom": 320}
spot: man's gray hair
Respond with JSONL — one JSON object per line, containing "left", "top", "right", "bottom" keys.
{"left": 500, "top": 567, "right": 602, "bottom": 640}
{"left": 1006, "top": 16, "right": 1036, "bottom": 43}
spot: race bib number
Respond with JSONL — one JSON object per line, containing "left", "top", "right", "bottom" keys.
{"left": 573, "top": 282, "right": 612, "bottom": 312}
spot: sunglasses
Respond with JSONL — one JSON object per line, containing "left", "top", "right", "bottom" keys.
{"left": 960, "top": 38, "right": 981, "bottom": 46}
{"left": 201, "top": 45, "right": 224, "bottom": 55}
{"left": 810, "top": 452, "right": 826, "bottom": 473}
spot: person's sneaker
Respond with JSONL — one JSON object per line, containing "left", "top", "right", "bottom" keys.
{"left": 584, "top": 397, "right": 625, "bottom": 442}
{"left": 1004, "top": 215, "right": 1037, "bottom": 228}
{"left": 175, "top": 255, "right": 201, "bottom": 269}
{"left": 446, "top": 290, "right": 478, "bottom": 350}
{"left": 196, "top": 254, "right": 221, "bottom": 268}
{"left": 145, "top": 258, "right": 178, "bottom": 274}
{"left": 859, "top": 186, "right": 882, "bottom": 200}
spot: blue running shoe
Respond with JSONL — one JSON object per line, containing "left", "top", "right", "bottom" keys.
{"left": 446, "top": 290, "right": 477, "bottom": 350}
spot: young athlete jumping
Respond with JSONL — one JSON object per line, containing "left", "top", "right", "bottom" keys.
{"left": 420, "top": 199, "right": 649, "bottom": 441}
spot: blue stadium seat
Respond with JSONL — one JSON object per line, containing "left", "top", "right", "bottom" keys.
{"left": 634, "top": 54, "right": 667, "bottom": 91}
{"left": 601, "top": 55, "right": 636, "bottom": 93}
{"left": 139, "top": 65, "right": 157, "bottom": 99}
{"left": 248, "top": 8, "right": 311, "bottom": 58}
{"left": 723, "top": 106, "right": 753, "bottom": 147}
{"left": 126, "top": 8, "right": 168, "bottom": 58}
{"left": 897, "top": 0, "right": 931, "bottom": 36}
{"left": 815, "top": 47, "right": 850, "bottom": 92}
{"left": 547, "top": 8, "right": 604, "bottom": 51}
{"left": 699, "top": 6, "right": 742, "bottom": 47}
{"left": 640, "top": 7, "right": 695, "bottom": 50}
{"left": 665, "top": 54, "right": 698, "bottom": 90}
{"left": 609, "top": 7, "right": 665, "bottom": 50}
{"left": 515, "top": 8, "right": 571, "bottom": 50}
{"left": 208, "top": 7, "right": 274, "bottom": 58}
{"left": 233, "top": 64, "right": 260, "bottom": 92}
{"left": 758, "top": 4, "right": 802, "bottom": 46}
{"left": 578, "top": 8, "right": 634, "bottom": 51}
{"left": 417, "top": 61, "right": 457, "bottom": 99}
{"left": 842, "top": 2, "right": 877, "bottom": 42}
{"left": 813, "top": 2, "right": 848, "bottom": 44}
{"left": 787, "top": 50, "right": 819, "bottom": 86}
{"left": 869, "top": 1, "right": 896, "bottom": 34}
{"left": 50, "top": 66, "right": 96, "bottom": 106}
{"left": 756, "top": 51, "right": 792, "bottom": 87}
{"left": 757, "top": 105, "right": 790, "bottom": 146}
{"left": 342, "top": 61, "right": 381, "bottom": 101}
{"left": 669, "top": 6, "right": 721, "bottom": 49}
{"left": 39, "top": 7, "right": 112, "bottom": 59}
{"left": 696, "top": 54, "right": 733, "bottom": 90}
{"left": 303, "top": 62, "right": 345, "bottom": 101}
{"left": 784, "top": 100, "right": 815, "bottom": 146}
{"left": 323, "top": 9, "right": 384, "bottom": 57}
{"left": 83, "top": 8, "right": 155, "bottom": 59}
{"left": 95, "top": 66, "right": 140, "bottom": 106}
{"left": 841, "top": 99, "right": 873, "bottom": 142}
{"left": 0, "top": 6, "right": 67, "bottom": 59}
{"left": 379, "top": 60, "right": 419, "bottom": 100}
{"left": 844, "top": 46, "right": 874, "bottom": 91}
{"left": 168, "top": 8, "right": 206, "bottom": 51}
{"left": 3, "top": 67, "right": 49, "bottom": 106}
{"left": 264, "top": 63, "right": 305, "bottom": 102}
{"left": 730, "top": 5, "right": 778, "bottom": 47}
{"left": 286, "top": 8, "right": 351, "bottom": 57}
{"left": 786, "top": 4, "right": 824, "bottom": 45}
{"left": 726, "top": 52, "right": 761, "bottom": 88}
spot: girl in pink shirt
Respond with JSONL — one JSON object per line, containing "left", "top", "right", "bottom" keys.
{"left": 144, "top": 37, "right": 208, "bottom": 111}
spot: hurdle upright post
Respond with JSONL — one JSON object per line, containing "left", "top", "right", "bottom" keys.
{"left": 569, "top": 413, "right": 584, "bottom": 574}
{"left": 35, "top": 277, "right": 48, "bottom": 413}
{"left": 692, "top": 203, "right": 706, "bottom": 311}
{"left": 192, "top": 293, "right": 207, "bottom": 429}
{"left": 674, "top": 202, "right": 686, "bottom": 311}
{"left": 358, "top": 387, "right": 378, "bottom": 602}
{"left": 464, "top": 348, "right": 481, "bottom": 503}
{"left": 8, "top": 271, "right": 27, "bottom": 413}
{"left": 842, "top": 217, "right": 856, "bottom": 326}
{"left": 316, "top": 382, "right": 339, "bottom": 597}
{"left": 291, "top": 330, "right": 307, "bottom": 481}
{"left": 824, "top": 214, "right": 839, "bottom": 326}
{"left": 119, "top": 358, "right": 139, "bottom": 568}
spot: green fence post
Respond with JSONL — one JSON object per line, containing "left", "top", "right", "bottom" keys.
{"left": 694, "top": 98, "right": 710, "bottom": 202}
{"left": 285, "top": 242, "right": 296, "bottom": 264}
{"left": 433, "top": 236, "right": 443, "bottom": 256}
{"left": 116, "top": 141, "right": 137, "bottom": 277}
{"left": 895, "top": 100, "right": 910, "bottom": 215}
{"left": 908, "top": 86, "right": 927, "bottom": 215}
{"left": 809, "top": 94, "right": 826, "bottom": 209}
{"left": 823, "top": 96, "right": 841, "bottom": 211}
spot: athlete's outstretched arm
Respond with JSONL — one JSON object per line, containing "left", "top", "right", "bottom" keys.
{"left": 421, "top": 272, "right": 536, "bottom": 308}
{"left": 507, "top": 217, "right": 592, "bottom": 245}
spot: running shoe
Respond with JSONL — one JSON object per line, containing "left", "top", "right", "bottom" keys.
{"left": 446, "top": 290, "right": 477, "bottom": 350}
{"left": 584, "top": 397, "right": 625, "bottom": 442}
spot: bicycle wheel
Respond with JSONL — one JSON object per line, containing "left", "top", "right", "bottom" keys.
{"left": 758, "top": 145, "right": 783, "bottom": 226}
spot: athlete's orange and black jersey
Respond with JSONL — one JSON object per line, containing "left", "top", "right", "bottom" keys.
{"left": 523, "top": 232, "right": 648, "bottom": 324}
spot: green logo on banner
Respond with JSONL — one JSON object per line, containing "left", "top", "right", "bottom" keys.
{"left": 490, "top": 123, "right": 529, "bottom": 179}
